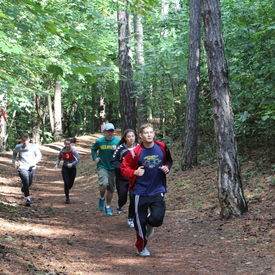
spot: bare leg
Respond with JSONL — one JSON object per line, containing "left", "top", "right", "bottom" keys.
{"left": 106, "top": 190, "right": 113, "bottom": 206}
{"left": 100, "top": 185, "right": 107, "bottom": 198}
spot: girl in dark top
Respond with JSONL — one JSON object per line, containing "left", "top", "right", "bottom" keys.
{"left": 111, "top": 129, "right": 138, "bottom": 227}
{"left": 54, "top": 138, "right": 80, "bottom": 204}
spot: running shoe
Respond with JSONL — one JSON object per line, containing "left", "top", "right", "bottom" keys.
{"left": 127, "top": 219, "right": 134, "bottom": 228}
{"left": 137, "top": 247, "right": 150, "bottom": 257}
{"left": 117, "top": 207, "right": 123, "bottom": 214}
{"left": 25, "top": 199, "right": 32, "bottom": 207}
{"left": 105, "top": 207, "right": 113, "bottom": 216}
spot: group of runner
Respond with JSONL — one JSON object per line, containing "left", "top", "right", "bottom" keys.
{"left": 12, "top": 123, "right": 173, "bottom": 256}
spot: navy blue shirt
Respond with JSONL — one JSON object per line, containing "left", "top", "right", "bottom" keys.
{"left": 134, "top": 143, "right": 167, "bottom": 196}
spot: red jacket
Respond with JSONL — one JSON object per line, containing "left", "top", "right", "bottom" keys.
{"left": 120, "top": 140, "right": 173, "bottom": 190}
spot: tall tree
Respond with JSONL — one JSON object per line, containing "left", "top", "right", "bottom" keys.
{"left": 118, "top": 2, "right": 136, "bottom": 132}
{"left": 32, "top": 93, "right": 41, "bottom": 144}
{"left": 54, "top": 81, "right": 63, "bottom": 141}
{"left": 134, "top": 13, "right": 147, "bottom": 129}
{"left": 202, "top": 0, "right": 248, "bottom": 218}
{"left": 181, "top": 0, "right": 201, "bottom": 170}
{"left": 160, "top": 0, "right": 170, "bottom": 137}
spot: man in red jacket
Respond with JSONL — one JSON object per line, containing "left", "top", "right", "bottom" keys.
{"left": 120, "top": 123, "right": 173, "bottom": 256}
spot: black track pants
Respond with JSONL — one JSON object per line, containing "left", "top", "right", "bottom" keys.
{"left": 62, "top": 166, "right": 76, "bottom": 198}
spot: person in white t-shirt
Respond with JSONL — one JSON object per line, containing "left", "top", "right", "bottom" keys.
{"left": 12, "top": 133, "right": 42, "bottom": 206}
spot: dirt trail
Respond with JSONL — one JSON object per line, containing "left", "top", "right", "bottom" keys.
{"left": 0, "top": 134, "right": 274, "bottom": 274}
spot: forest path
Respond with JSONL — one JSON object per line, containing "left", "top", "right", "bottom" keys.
{"left": 0, "top": 134, "right": 274, "bottom": 274}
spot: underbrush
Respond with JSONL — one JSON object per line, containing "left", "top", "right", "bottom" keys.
{"left": 167, "top": 140, "right": 275, "bottom": 217}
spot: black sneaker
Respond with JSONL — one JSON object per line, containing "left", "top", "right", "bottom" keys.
{"left": 65, "top": 198, "right": 70, "bottom": 204}
{"left": 25, "top": 199, "right": 32, "bottom": 207}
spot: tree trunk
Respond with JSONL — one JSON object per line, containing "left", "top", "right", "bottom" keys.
{"left": 118, "top": 3, "right": 136, "bottom": 133}
{"left": 91, "top": 83, "right": 97, "bottom": 133}
{"left": 134, "top": 13, "right": 147, "bottom": 129}
{"left": 0, "top": 94, "right": 7, "bottom": 153}
{"left": 202, "top": 0, "right": 248, "bottom": 218}
{"left": 54, "top": 81, "right": 63, "bottom": 141}
{"left": 181, "top": 0, "right": 201, "bottom": 171}
{"left": 161, "top": 1, "right": 169, "bottom": 19}
{"left": 99, "top": 96, "right": 106, "bottom": 133}
{"left": 48, "top": 93, "right": 54, "bottom": 133}
{"left": 32, "top": 93, "right": 41, "bottom": 144}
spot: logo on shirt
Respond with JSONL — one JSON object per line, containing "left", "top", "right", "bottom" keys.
{"left": 142, "top": 155, "right": 162, "bottom": 168}
{"left": 100, "top": 145, "right": 116, "bottom": 150}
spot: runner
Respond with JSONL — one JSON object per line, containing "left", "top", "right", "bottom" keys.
{"left": 12, "top": 133, "right": 42, "bottom": 206}
{"left": 54, "top": 138, "right": 80, "bottom": 204}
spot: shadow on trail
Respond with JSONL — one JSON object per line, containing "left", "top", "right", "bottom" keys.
{"left": 0, "top": 134, "right": 274, "bottom": 275}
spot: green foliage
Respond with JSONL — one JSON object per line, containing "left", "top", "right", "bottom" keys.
{"left": 1, "top": 0, "right": 275, "bottom": 159}
{"left": 132, "top": 1, "right": 190, "bottom": 135}
{"left": 47, "top": 65, "right": 64, "bottom": 78}
{"left": 222, "top": 0, "right": 275, "bottom": 150}
{"left": 1, "top": 0, "right": 120, "bottom": 147}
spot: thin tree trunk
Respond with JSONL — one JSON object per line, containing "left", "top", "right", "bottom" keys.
{"left": 54, "top": 81, "right": 63, "bottom": 141}
{"left": 202, "top": 0, "right": 248, "bottom": 218}
{"left": 32, "top": 93, "right": 41, "bottom": 144}
{"left": 0, "top": 94, "right": 7, "bottom": 153}
{"left": 161, "top": 0, "right": 169, "bottom": 14}
{"left": 91, "top": 83, "right": 96, "bottom": 134}
{"left": 182, "top": 0, "right": 201, "bottom": 170}
{"left": 48, "top": 93, "right": 54, "bottom": 133}
{"left": 99, "top": 96, "right": 106, "bottom": 133}
{"left": 134, "top": 13, "right": 147, "bottom": 129}
{"left": 118, "top": 2, "right": 136, "bottom": 132}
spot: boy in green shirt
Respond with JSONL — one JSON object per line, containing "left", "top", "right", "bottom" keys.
{"left": 91, "top": 123, "right": 120, "bottom": 215}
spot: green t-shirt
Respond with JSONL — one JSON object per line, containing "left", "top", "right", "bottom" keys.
{"left": 91, "top": 136, "right": 120, "bottom": 170}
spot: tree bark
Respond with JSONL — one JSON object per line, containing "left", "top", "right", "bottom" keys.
{"left": 48, "top": 93, "right": 54, "bottom": 133}
{"left": 32, "top": 93, "right": 41, "bottom": 144}
{"left": 99, "top": 96, "right": 106, "bottom": 133}
{"left": 202, "top": 0, "right": 248, "bottom": 218}
{"left": 182, "top": 0, "right": 201, "bottom": 170}
{"left": 134, "top": 13, "right": 147, "bottom": 129}
{"left": 54, "top": 81, "right": 63, "bottom": 141}
{"left": 118, "top": 3, "right": 136, "bottom": 133}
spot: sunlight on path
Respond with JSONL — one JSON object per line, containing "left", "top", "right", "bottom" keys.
{"left": 1, "top": 133, "right": 274, "bottom": 275}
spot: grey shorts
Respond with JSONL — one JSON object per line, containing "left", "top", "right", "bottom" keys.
{"left": 97, "top": 167, "right": 116, "bottom": 192}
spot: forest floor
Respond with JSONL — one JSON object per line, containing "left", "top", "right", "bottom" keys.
{"left": 0, "top": 132, "right": 275, "bottom": 275}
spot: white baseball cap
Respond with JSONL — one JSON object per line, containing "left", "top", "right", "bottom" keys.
{"left": 104, "top": 123, "right": 115, "bottom": 131}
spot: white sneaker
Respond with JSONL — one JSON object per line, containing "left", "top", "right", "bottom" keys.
{"left": 146, "top": 224, "right": 154, "bottom": 238}
{"left": 127, "top": 219, "right": 134, "bottom": 228}
{"left": 137, "top": 247, "right": 150, "bottom": 257}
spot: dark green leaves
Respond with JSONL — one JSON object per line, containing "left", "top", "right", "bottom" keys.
{"left": 47, "top": 65, "right": 64, "bottom": 78}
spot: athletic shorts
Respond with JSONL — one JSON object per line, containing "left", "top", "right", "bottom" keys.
{"left": 97, "top": 167, "right": 116, "bottom": 192}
